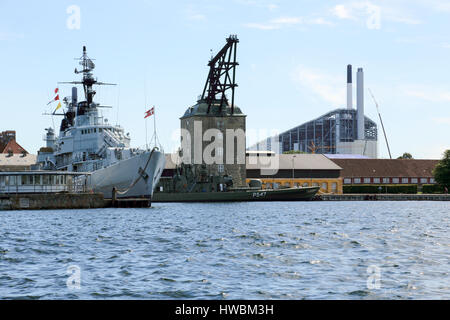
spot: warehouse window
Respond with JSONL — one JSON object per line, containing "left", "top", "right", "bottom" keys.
{"left": 401, "top": 178, "right": 409, "bottom": 184}
{"left": 382, "top": 178, "right": 390, "bottom": 184}
{"left": 430, "top": 178, "right": 435, "bottom": 184}
{"left": 373, "top": 178, "right": 380, "bottom": 183}
{"left": 344, "top": 178, "right": 351, "bottom": 184}
{"left": 303, "top": 182, "right": 309, "bottom": 187}
{"left": 331, "top": 182, "right": 337, "bottom": 193}
{"left": 364, "top": 178, "right": 371, "bottom": 184}
{"left": 420, "top": 178, "right": 428, "bottom": 183}
{"left": 392, "top": 178, "right": 399, "bottom": 184}
{"left": 321, "top": 182, "right": 328, "bottom": 191}
{"left": 411, "top": 178, "right": 418, "bottom": 183}
{"left": 354, "top": 178, "right": 361, "bottom": 184}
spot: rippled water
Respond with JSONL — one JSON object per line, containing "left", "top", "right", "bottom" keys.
{"left": 0, "top": 201, "right": 449, "bottom": 299}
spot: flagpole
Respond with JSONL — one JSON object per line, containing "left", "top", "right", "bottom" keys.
{"left": 153, "top": 105, "right": 157, "bottom": 147}
{"left": 144, "top": 77, "right": 148, "bottom": 150}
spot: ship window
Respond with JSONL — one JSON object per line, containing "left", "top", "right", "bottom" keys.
{"left": 94, "top": 128, "right": 96, "bottom": 133}
{"left": 99, "top": 128, "right": 102, "bottom": 132}
{"left": 43, "top": 175, "right": 50, "bottom": 185}
{"left": 34, "top": 175, "right": 41, "bottom": 185}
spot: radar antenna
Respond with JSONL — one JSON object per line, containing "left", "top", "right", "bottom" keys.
{"left": 58, "top": 46, "right": 116, "bottom": 106}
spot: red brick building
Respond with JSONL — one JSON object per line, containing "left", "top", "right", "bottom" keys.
{"left": 330, "top": 159, "right": 439, "bottom": 185}
{"left": 0, "top": 131, "right": 28, "bottom": 155}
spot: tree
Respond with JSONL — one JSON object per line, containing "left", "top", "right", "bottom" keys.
{"left": 397, "top": 152, "right": 413, "bottom": 159}
{"left": 433, "top": 149, "right": 450, "bottom": 188}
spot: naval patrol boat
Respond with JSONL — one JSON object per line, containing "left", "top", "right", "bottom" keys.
{"left": 36, "top": 46, "right": 166, "bottom": 200}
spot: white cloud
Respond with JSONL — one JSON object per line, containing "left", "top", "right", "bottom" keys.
{"left": 0, "top": 31, "right": 24, "bottom": 41}
{"left": 270, "top": 17, "right": 302, "bottom": 25}
{"left": 292, "top": 66, "right": 346, "bottom": 106}
{"left": 330, "top": 1, "right": 421, "bottom": 27}
{"left": 245, "top": 16, "right": 333, "bottom": 30}
{"left": 402, "top": 85, "right": 450, "bottom": 102}
{"left": 244, "top": 23, "right": 280, "bottom": 30}
{"left": 433, "top": 117, "right": 450, "bottom": 125}
{"left": 332, "top": 4, "right": 354, "bottom": 19}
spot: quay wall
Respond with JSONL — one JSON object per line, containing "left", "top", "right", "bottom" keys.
{"left": 320, "top": 194, "right": 450, "bottom": 201}
{"left": 0, "top": 193, "right": 106, "bottom": 210}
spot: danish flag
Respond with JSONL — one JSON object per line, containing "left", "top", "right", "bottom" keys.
{"left": 144, "top": 107, "right": 154, "bottom": 119}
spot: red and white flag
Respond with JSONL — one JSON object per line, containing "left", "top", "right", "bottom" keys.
{"left": 144, "top": 107, "right": 154, "bottom": 119}
{"left": 47, "top": 89, "right": 60, "bottom": 105}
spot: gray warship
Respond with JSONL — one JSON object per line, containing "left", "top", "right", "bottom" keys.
{"left": 36, "top": 46, "right": 166, "bottom": 200}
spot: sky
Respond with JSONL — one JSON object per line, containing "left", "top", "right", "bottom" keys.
{"left": 0, "top": 0, "right": 449, "bottom": 159}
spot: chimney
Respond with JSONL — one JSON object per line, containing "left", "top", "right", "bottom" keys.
{"left": 347, "top": 64, "right": 352, "bottom": 109}
{"left": 357, "top": 68, "right": 365, "bottom": 140}
{"left": 72, "top": 87, "right": 78, "bottom": 107}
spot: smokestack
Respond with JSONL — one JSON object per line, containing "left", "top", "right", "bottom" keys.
{"left": 357, "top": 68, "right": 365, "bottom": 140}
{"left": 72, "top": 87, "right": 78, "bottom": 107}
{"left": 347, "top": 64, "right": 352, "bottom": 109}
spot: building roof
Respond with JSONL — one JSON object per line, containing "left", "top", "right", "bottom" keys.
{"left": 163, "top": 153, "right": 342, "bottom": 171}
{"left": 325, "top": 154, "right": 370, "bottom": 159}
{"left": 247, "top": 154, "right": 342, "bottom": 170}
{"left": 181, "top": 100, "right": 245, "bottom": 118}
{"left": 0, "top": 139, "right": 27, "bottom": 154}
{"left": 0, "top": 154, "right": 37, "bottom": 169}
{"left": 331, "top": 159, "right": 439, "bottom": 178}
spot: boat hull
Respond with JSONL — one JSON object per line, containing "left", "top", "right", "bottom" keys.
{"left": 152, "top": 186, "right": 319, "bottom": 202}
{"left": 86, "top": 149, "right": 166, "bottom": 199}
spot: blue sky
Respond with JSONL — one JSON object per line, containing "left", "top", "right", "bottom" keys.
{"left": 0, "top": 0, "right": 449, "bottom": 159}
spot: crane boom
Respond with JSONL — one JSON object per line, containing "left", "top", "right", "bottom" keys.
{"left": 368, "top": 88, "right": 392, "bottom": 159}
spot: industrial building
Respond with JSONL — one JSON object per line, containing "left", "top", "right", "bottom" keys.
{"left": 249, "top": 65, "right": 379, "bottom": 158}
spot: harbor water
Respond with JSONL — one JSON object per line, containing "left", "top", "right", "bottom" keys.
{"left": 0, "top": 201, "right": 449, "bottom": 299}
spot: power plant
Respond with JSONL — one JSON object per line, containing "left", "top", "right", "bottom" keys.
{"left": 249, "top": 65, "right": 378, "bottom": 158}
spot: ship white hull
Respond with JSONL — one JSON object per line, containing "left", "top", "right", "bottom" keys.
{"left": 86, "top": 149, "right": 166, "bottom": 200}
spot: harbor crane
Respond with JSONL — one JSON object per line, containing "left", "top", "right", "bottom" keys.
{"left": 368, "top": 88, "right": 392, "bottom": 159}
{"left": 201, "top": 35, "right": 239, "bottom": 114}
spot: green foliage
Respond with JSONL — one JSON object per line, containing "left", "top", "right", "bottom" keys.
{"left": 433, "top": 150, "right": 450, "bottom": 187}
{"left": 343, "top": 184, "right": 417, "bottom": 194}
{"left": 422, "top": 184, "right": 445, "bottom": 194}
{"left": 397, "top": 152, "right": 413, "bottom": 159}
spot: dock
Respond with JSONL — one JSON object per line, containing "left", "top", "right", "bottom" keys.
{"left": 0, "top": 193, "right": 152, "bottom": 210}
{"left": 318, "top": 194, "right": 450, "bottom": 201}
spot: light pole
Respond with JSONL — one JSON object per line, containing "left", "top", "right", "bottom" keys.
{"left": 292, "top": 155, "right": 296, "bottom": 187}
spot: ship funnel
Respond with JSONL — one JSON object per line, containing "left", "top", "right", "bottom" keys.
{"left": 347, "top": 64, "right": 352, "bottom": 109}
{"left": 357, "top": 68, "right": 365, "bottom": 140}
{"left": 72, "top": 87, "right": 77, "bottom": 107}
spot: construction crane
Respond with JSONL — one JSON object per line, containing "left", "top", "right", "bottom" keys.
{"left": 368, "top": 88, "right": 392, "bottom": 159}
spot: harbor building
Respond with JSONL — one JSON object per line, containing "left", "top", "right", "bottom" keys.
{"left": 329, "top": 158, "right": 439, "bottom": 187}
{"left": 249, "top": 65, "right": 378, "bottom": 158}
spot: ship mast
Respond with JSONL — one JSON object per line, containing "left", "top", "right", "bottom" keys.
{"left": 59, "top": 46, "right": 116, "bottom": 107}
